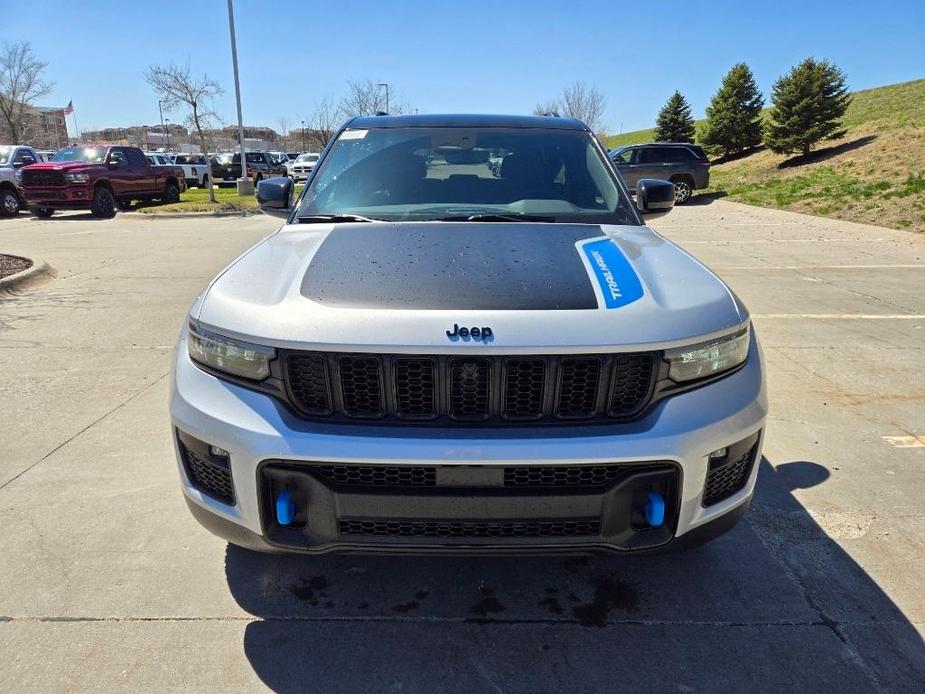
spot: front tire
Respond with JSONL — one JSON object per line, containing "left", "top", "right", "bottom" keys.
{"left": 671, "top": 177, "right": 693, "bottom": 205}
{"left": 1, "top": 189, "right": 21, "bottom": 216}
{"left": 162, "top": 183, "right": 180, "bottom": 204}
{"left": 199, "top": 175, "right": 209, "bottom": 189}
{"left": 91, "top": 186, "right": 116, "bottom": 218}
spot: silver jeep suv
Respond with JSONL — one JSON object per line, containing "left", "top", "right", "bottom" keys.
{"left": 610, "top": 143, "right": 710, "bottom": 204}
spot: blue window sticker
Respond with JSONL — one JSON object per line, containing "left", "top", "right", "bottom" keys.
{"left": 579, "top": 238, "right": 644, "bottom": 309}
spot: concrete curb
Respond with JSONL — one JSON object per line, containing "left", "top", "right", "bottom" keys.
{"left": 127, "top": 210, "right": 257, "bottom": 219}
{"left": 0, "top": 256, "right": 54, "bottom": 291}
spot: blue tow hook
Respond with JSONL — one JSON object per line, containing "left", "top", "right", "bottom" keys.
{"left": 276, "top": 489, "right": 295, "bottom": 526}
{"left": 644, "top": 491, "right": 665, "bottom": 528}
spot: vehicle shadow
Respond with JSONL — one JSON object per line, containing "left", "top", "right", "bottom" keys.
{"left": 225, "top": 457, "right": 924, "bottom": 693}
{"left": 777, "top": 135, "right": 878, "bottom": 169}
{"left": 688, "top": 191, "right": 727, "bottom": 206}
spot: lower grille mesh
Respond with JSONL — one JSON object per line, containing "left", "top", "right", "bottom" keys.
{"left": 702, "top": 445, "right": 757, "bottom": 506}
{"left": 183, "top": 449, "right": 235, "bottom": 505}
{"left": 311, "top": 464, "right": 436, "bottom": 487}
{"left": 339, "top": 519, "right": 601, "bottom": 538}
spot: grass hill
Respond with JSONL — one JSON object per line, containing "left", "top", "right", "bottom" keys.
{"left": 603, "top": 78, "right": 925, "bottom": 231}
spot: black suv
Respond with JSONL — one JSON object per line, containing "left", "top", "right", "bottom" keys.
{"left": 211, "top": 151, "right": 287, "bottom": 185}
{"left": 610, "top": 143, "right": 709, "bottom": 204}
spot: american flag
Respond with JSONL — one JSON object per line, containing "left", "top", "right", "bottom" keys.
{"left": 64, "top": 100, "right": 74, "bottom": 115}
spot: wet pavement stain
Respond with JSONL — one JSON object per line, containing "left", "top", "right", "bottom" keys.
{"left": 572, "top": 576, "right": 639, "bottom": 627}
{"left": 470, "top": 596, "right": 506, "bottom": 617}
{"left": 391, "top": 600, "right": 420, "bottom": 613}
{"left": 289, "top": 576, "right": 329, "bottom": 605}
{"left": 539, "top": 596, "right": 564, "bottom": 615}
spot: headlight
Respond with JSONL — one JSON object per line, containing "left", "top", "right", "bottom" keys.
{"left": 665, "top": 325, "right": 750, "bottom": 382}
{"left": 65, "top": 173, "right": 89, "bottom": 183}
{"left": 188, "top": 323, "right": 275, "bottom": 381}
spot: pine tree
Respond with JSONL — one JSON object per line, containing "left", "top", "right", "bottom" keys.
{"left": 654, "top": 91, "right": 696, "bottom": 143}
{"left": 764, "top": 58, "right": 850, "bottom": 157}
{"left": 699, "top": 63, "right": 764, "bottom": 157}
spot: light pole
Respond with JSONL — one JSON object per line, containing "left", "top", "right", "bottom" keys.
{"left": 378, "top": 82, "right": 389, "bottom": 114}
{"left": 301, "top": 120, "right": 305, "bottom": 151}
{"left": 227, "top": 0, "right": 249, "bottom": 192}
{"left": 165, "top": 119, "right": 170, "bottom": 149}
{"left": 158, "top": 100, "right": 167, "bottom": 149}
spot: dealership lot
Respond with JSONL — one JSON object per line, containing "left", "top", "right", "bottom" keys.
{"left": 0, "top": 203, "right": 923, "bottom": 692}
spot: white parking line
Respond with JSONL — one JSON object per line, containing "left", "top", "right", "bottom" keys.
{"left": 754, "top": 314, "right": 925, "bottom": 320}
{"left": 882, "top": 436, "right": 925, "bottom": 448}
{"left": 716, "top": 264, "right": 925, "bottom": 270}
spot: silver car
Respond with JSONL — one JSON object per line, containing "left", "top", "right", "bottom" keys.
{"left": 170, "top": 114, "right": 766, "bottom": 555}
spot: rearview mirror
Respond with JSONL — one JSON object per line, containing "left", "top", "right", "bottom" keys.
{"left": 636, "top": 178, "right": 675, "bottom": 215}
{"left": 256, "top": 176, "right": 294, "bottom": 219}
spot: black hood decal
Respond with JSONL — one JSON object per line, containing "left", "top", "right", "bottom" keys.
{"left": 301, "top": 223, "right": 606, "bottom": 310}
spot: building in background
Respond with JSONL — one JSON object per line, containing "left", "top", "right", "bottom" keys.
{"left": 0, "top": 105, "right": 70, "bottom": 148}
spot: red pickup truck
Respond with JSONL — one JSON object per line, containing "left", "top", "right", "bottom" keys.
{"left": 20, "top": 145, "right": 186, "bottom": 218}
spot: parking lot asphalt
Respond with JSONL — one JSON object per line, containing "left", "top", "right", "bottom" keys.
{"left": 0, "top": 202, "right": 923, "bottom": 693}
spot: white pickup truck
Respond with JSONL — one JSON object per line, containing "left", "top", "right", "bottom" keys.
{"left": 147, "top": 153, "right": 211, "bottom": 188}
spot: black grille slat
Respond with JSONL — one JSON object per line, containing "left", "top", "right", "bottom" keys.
{"left": 338, "top": 355, "right": 385, "bottom": 418}
{"left": 449, "top": 358, "right": 491, "bottom": 420}
{"left": 281, "top": 351, "right": 657, "bottom": 424}
{"left": 339, "top": 519, "right": 601, "bottom": 538}
{"left": 502, "top": 358, "right": 547, "bottom": 420}
{"left": 22, "top": 170, "right": 65, "bottom": 187}
{"left": 609, "top": 354, "right": 656, "bottom": 417}
{"left": 702, "top": 446, "right": 758, "bottom": 506}
{"left": 556, "top": 357, "right": 602, "bottom": 418}
{"left": 286, "top": 354, "right": 332, "bottom": 415}
{"left": 183, "top": 449, "right": 235, "bottom": 505}
{"left": 312, "top": 464, "right": 436, "bottom": 487}
{"left": 394, "top": 358, "right": 437, "bottom": 419}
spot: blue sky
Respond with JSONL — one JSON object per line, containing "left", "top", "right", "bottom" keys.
{"left": 9, "top": 0, "right": 925, "bottom": 135}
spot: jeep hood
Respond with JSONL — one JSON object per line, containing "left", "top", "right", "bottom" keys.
{"left": 195, "top": 222, "right": 747, "bottom": 351}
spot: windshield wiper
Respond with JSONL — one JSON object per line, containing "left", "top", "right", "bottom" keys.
{"left": 296, "top": 214, "right": 379, "bottom": 224}
{"left": 439, "top": 213, "right": 556, "bottom": 223}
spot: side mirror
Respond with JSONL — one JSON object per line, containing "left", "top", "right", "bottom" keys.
{"left": 257, "top": 176, "right": 294, "bottom": 219}
{"left": 636, "top": 178, "right": 675, "bottom": 215}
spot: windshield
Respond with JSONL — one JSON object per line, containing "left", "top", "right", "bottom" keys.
{"left": 297, "top": 127, "right": 638, "bottom": 224}
{"left": 296, "top": 153, "right": 318, "bottom": 163}
{"left": 52, "top": 147, "right": 108, "bottom": 164}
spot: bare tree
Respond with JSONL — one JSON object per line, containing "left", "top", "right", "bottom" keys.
{"left": 532, "top": 100, "right": 562, "bottom": 117}
{"left": 560, "top": 81, "right": 606, "bottom": 133}
{"left": 277, "top": 116, "right": 290, "bottom": 139}
{"left": 146, "top": 62, "right": 223, "bottom": 203}
{"left": 534, "top": 82, "right": 607, "bottom": 133}
{"left": 337, "top": 79, "right": 409, "bottom": 120}
{"left": 0, "top": 42, "right": 54, "bottom": 143}
{"left": 301, "top": 95, "right": 340, "bottom": 150}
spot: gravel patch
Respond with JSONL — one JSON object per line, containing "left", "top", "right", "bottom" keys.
{"left": 0, "top": 254, "right": 32, "bottom": 280}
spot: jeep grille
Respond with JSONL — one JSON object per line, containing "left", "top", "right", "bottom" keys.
{"left": 283, "top": 351, "right": 657, "bottom": 425}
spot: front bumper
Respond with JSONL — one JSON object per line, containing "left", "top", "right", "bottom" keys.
{"left": 170, "top": 333, "right": 767, "bottom": 554}
{"left": 22, "top": 185, "right": 93, "bottom": 209}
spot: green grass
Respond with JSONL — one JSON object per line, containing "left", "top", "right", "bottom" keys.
{"left": 136, "top": 183, "right": 303, "bottom": 214}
